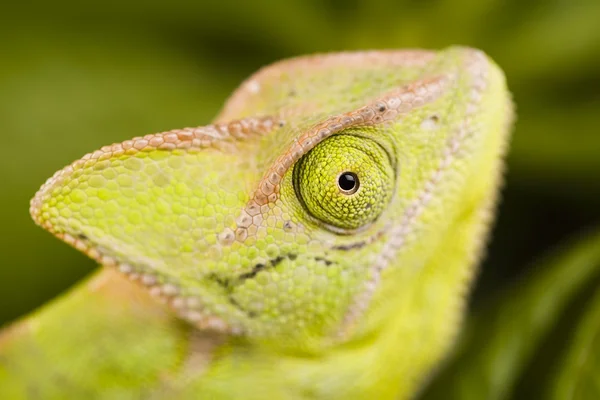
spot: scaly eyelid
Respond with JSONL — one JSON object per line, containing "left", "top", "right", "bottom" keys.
{"left": 291, "top": 133, "right": 395, "bottom": 235}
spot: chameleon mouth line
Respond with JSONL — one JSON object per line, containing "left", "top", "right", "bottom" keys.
{"left": 207, "top": 253, "right": 336, "bottom": 318}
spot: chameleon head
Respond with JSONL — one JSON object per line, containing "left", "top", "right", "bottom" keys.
{"left": 30, "top": 47, "right": 512, "bottom": 350}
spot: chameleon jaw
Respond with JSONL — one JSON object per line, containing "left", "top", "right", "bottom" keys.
{"left": 57, "top": 231, "right": 242, "bottom": 335}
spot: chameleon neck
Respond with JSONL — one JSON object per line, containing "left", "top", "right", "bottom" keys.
{"left": 0, "top": 270, "right": 211, "bottom": 397}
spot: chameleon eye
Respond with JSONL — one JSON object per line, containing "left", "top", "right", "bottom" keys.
{"left": 337, "top": 172, "right": 359, "bottom": 194}
{"left": 293, "top": 134, "right": 394, "bottom": 231}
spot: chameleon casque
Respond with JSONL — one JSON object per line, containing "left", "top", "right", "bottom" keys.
{"left": 0, "top": 47, "right": 512, "bottom": 399}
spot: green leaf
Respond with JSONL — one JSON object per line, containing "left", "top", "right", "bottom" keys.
{"left": 420, "top": 229, "right": 600, "bottom": 400}
{"left": 551, "top": 283, "right": 600, "bottom": 399}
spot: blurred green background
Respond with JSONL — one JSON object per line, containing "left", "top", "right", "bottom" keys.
{"left": 1, "top": 0, "right": 599, "bottom": 344}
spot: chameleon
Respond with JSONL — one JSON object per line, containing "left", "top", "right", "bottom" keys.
{"left": 0, "top": 47, "right": 512, "bottom": 399}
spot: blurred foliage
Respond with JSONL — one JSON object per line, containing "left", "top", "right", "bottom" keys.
{"left": 422, "top": 230, "right": 600, "bottom": 399}
{"left": 0, "top": 0, "right": 599, "bottom": 398}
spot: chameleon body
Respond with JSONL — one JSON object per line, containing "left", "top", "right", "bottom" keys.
{"left": 0, "top": 47, "right": 512, "bottom": 399}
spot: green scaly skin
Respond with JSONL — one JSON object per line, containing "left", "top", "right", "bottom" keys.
{"left": 0, "top": 47, "right": 513, "bottom": 399}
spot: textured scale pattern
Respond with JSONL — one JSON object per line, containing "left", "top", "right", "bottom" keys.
{"left": 293, "top": 134, "right": 394, "bottom": 230}
{"left": 30, "top": 49, "right": 466, "bottom": 341}
{"left": 14, "top": 47, "right": 514, "bottom": 399}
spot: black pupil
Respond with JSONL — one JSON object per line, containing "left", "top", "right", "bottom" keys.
{"left": 338, "top": 172, "right": 358, "bottom": 192}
